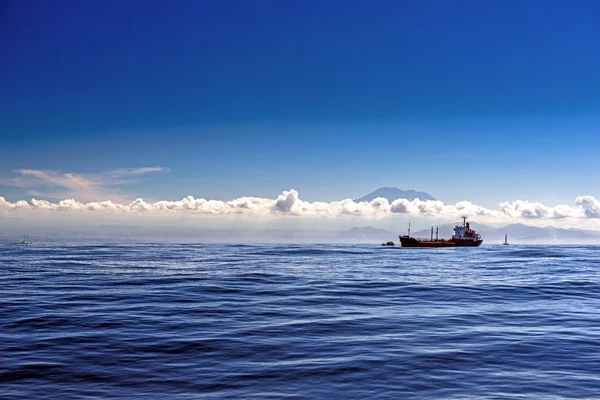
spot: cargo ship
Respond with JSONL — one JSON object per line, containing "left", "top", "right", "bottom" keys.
{"left": 399, "top": 216, "right": 483, "bottom": 248}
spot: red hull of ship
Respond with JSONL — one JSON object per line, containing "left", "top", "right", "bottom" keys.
{"left": 399, "top": 236, "right": 483, "bottom": 248}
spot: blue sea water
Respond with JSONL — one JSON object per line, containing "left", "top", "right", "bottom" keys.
{"left": 1, "top": 243, "right": 599, "bottom": 399}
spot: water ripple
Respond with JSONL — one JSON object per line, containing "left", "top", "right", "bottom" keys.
{"left": 1, "top": 243, "right": 599, "bottom": 399}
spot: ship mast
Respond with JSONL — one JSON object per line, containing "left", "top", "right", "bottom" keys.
{"left": 462, "top": 215, "right": 468, "bottom": 227}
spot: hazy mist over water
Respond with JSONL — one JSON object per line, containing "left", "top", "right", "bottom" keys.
{"left": 2, "top": 243, "right": 599, "bottom": 399}
{"left": 3, "top": 220, "right": 600, "bottom": 245}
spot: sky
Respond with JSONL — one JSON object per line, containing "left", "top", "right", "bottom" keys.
{"left": 1, "top": 0, "right": 600, "bottom": 230}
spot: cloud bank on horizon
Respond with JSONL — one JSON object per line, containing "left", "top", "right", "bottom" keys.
{"left": 1, "top": 189, "right": 600, "bottom": 226}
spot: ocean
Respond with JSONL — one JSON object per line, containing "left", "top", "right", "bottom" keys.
{"left": 1, "top": 243, "right": 599, "bottom": 399}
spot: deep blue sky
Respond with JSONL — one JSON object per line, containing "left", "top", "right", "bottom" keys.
{"left": 1, "top": 0, "right": 599, "bottom": 206}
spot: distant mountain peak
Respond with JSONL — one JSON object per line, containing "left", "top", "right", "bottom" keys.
{"left": 345, "top": 226, "right": 389, "bottom": 234}
{"left": 354, "top": 187, "right": 436, "bottom": 203}
{"left": 338, "top": 226, "right": 394, "bottom": 240}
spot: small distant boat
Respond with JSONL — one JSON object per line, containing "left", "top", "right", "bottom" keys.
{"left": 503, "top": 234, "right": 509, "bottom": 246}
{"left": 381, "top": 241, "right": 395, "bottom": 246}
{"left": 21, "top": 235, "right": 32, "bottom": 244}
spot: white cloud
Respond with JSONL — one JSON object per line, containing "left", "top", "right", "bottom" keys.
{"left": 0, "top": 167, "right": 167, "bottom": 203}
{"left": 1, "top": 189, "right": 600, "bottom": 228}
{"left": 498, "top": 196, "right": 600, "bottom": 219}
{"left": 575, "top": 195, "right": 600, "bottom": 218}
{"left": 106, "top": 167, "right": 169, "bottom": 177}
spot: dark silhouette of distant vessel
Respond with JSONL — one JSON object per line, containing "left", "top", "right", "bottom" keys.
{"left": 503, "top": 234, "right": 509, "bottom": 245}
{"left": 21, "top": 235, "right": 32, "bottom": 244}
{"left": 399, "top": 216, "right": 483, "bottom": 248}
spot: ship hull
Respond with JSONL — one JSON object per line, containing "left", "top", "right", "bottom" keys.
{"left": 399, "top": 236, "right": 482, "bottom": 248}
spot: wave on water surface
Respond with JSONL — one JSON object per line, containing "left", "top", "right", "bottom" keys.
{"left": 1, "top": 243, "right": 599, "bottom": 399}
